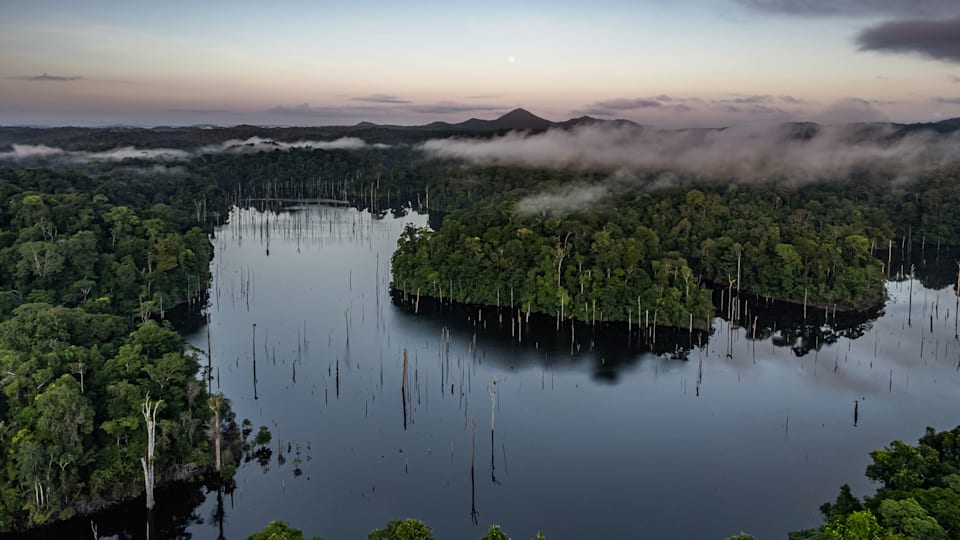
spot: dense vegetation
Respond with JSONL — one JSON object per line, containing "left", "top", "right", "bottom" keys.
{"left": 0, "top": 166, "right": 233, "bottom": 531}
{"left": 392, "top": 202, "right": 714, "bottom": 329}
{"left": 787, "top": 426, "right": 960, "bottom": 540}
{"left": 3, "top": 134, "right": 960, "bottom": 535}
{"left": 394, "top": 164, "right": 960, "bottom": 327}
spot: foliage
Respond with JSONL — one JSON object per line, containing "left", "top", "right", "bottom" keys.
{"left": 793, "top": 426, "right": 960, "bottom": 540}
{"left": 393, "top": 173, "right": 913, "bottom": 322}
{"left": 0, "top": 166, "right": 229, "bottom": 532}
{"left": 255, "top": 425, "right": 273, "bottom": 446}
{"left": 248, "top": 520, "right": 324, "bottom": 540}
{"left": 482, "top": 525, "right": 509, "bottom": 540}
{"left": 367, "top": 518, "right": 435, "bottom": 540}
{"left": 392, "top": 203, "right": 713, "bottom": 330}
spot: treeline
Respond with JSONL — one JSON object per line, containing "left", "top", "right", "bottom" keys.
{"left": 0, "top": 166, "right": 235, "bottom": 531}
{"left": 424, "top": 164, "right": 960, "bottom": 249}
{"left": 393, "top": 163, "right": 960, "bottom": 322}
{"left": 392, "top": 203, "right": 714, "bottom": 330}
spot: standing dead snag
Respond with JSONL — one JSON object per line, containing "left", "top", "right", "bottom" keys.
{"left": 402, "top": 349, "right": 408, "bottom": 430}
{"left": 206, "top": 310, "right": 212, "bottom": 393}
{"left": 955, "top": 260, "right": 960, "bottom": 338}
{"left": 470, "top": 417, "right": 479, "bottom": 525}
{"left": 490, "top": 378, "right": 497, "bottom": 483}
{"left": 141, "top": 394, "right": 162, "bottom": 510}
{"left": 209, "top": 393, "right": 223, "bottom": 472}
{"left": 556, "top": 231, "right": 572, "bottom": 288}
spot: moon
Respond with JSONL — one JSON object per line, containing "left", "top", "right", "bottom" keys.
{"left": 507, "top": 55, "right": 516, "bottom": 64}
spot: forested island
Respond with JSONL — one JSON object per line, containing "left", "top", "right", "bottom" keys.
{"left": 393, "top": 164, "right": 960, "bottom": 328}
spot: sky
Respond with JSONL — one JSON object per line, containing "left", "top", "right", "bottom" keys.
{"left": 1, "top": 0, "right": 959, "bottom": 127}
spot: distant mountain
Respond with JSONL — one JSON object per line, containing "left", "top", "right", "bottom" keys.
{"left": 412, "top": 108, "right": 639, "bottom": 133}
{"left": 555, "top": 115, "right": 641, "bottom": 130}
{"left": 2, "top": 112, "right": 958, "bottom": 152}
{"left": 423, "top": 108, "right": 555, "bottom": 132}
{"left": 480, "top": 108, "right": 553, "bottom": 130}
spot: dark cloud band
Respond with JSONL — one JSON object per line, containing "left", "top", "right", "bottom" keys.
{"left": 736, "top": 0, "right": 959, "bottom": 18}
{"left": 10, "top": 73, "right": 83, "bottom": 82}
{"left": 857, "top": 17, "right": 960, "bottom": 63}
{"left": 350, "top": 94, "right": 411, "bottom": 104}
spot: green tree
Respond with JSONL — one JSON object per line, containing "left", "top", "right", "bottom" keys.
{"left": 248, "top": 520, "right": 324, "bottom": 540}
{"left": 482, "top": 525, "right": 509, "bottom": 540}
{"left": 877, "top": 498, "right": 946, "bottom": 540}
{"left": 368, "top": 519, "right": 435, "bottom": 540}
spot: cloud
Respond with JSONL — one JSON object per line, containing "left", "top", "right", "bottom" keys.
{"left": 778, "top": 95, "right": 810, "bottom": 104}
{"left": 266, "top": 103, "right": 342, "bottom": 117}
{"left": 745, "top": 105, "right": 785, "bottom": 114}
{"left": 578, "top": 96, "right": 696, "bottom": 117}
{"left": 0, "top": 144, "right": 191, "bottom": 161}
{"left": 949, "top": 74, "right": 960, "bottom": 83}
{"left": 735, "top": 0, "right": 959, "bottom": 17}
{"left": 577, "top": 94, "right": 817, "bottom": 120}
{"left": 165, "top": 108, "right": 232, "bottom": 114}
{"left": 933, "top": 96, "right": 960, "bottom": 105}
{"left": 267, "top": 101, "right": 505, "bottom": 119}
{"left": 9, "top": 73, "right": 83, "bottom": 82}
{"left": 408, "top": 102, "right": 506, "bottom": 114}
{"left": 857, "top": 17, "right": 960, "bottom": 63}
{"left": 814, "top": 98, "right": 889, "bottom": 123}
{"left": 725, "top": 95, "right": 775, "bottom": 104}
{"left": 418, "top": 121, "right": 960, "bottom": 186}
{"left": 210, "top": 136, "right": 371, "bottom": 152}
{"left": 350, "top": 94, "right": 411, "bottom": 104}
{"left": 516, "top": 184, "right": 612, "bottom": 215}
{"left": 592, "top": 98, "right": 663, "bottom": 110}
{"left": 0, "top": 136, "right": 382, "bottom": 163}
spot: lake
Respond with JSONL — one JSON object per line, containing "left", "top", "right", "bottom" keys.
{"left": 19, "top": 203, "right": 960, "bottom": 540}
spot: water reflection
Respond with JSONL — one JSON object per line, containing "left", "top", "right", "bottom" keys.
{"left": 14, "top": 204, "right": 959, "bottom": 540}
{"left": 8, "top": 482, "right": 209, "bottom": 540}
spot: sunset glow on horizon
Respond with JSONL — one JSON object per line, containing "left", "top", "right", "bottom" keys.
{"left": 2, "top": 0, "right": 959, "bottom": 127}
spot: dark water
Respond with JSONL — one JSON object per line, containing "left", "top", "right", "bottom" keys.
{"left": 17, "top": 204, "right": 960, "bottom": 540}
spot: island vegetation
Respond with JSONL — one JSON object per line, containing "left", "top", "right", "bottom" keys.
{"left": 393, "top": 164, "right": 960, "bottom": 328}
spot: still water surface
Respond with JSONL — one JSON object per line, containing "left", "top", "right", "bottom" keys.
{"left": 173, "top": 204, "right": 960, "bottom": 539}
{"left": 24, "top": 203, "right": 956, "bottom": 540}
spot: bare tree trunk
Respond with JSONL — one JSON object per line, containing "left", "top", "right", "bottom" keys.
{"left": 209, "top": 393, "right": 223, "bottom": 471}
{"left": 140, "top": 395, "right": 162, "bottom": 510}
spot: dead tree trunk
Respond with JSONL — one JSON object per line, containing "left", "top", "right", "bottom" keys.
{"left": 140, "top": 395, "right": 162, "bottom": 510}
{"left": 208, "top": 393, "right": 223, "bottom": 472}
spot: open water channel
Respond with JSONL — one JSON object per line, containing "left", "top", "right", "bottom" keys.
{"left": 20, "top": 203, "right": 960, "bottom": 539}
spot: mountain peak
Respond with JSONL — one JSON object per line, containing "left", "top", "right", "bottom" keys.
{"left": 490, "top": 108, "right": 553, "bottom": 130}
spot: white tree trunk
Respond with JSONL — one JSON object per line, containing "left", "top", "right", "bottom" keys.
{"left": 141, "top": 395, "right": 161, "bottom": 510}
